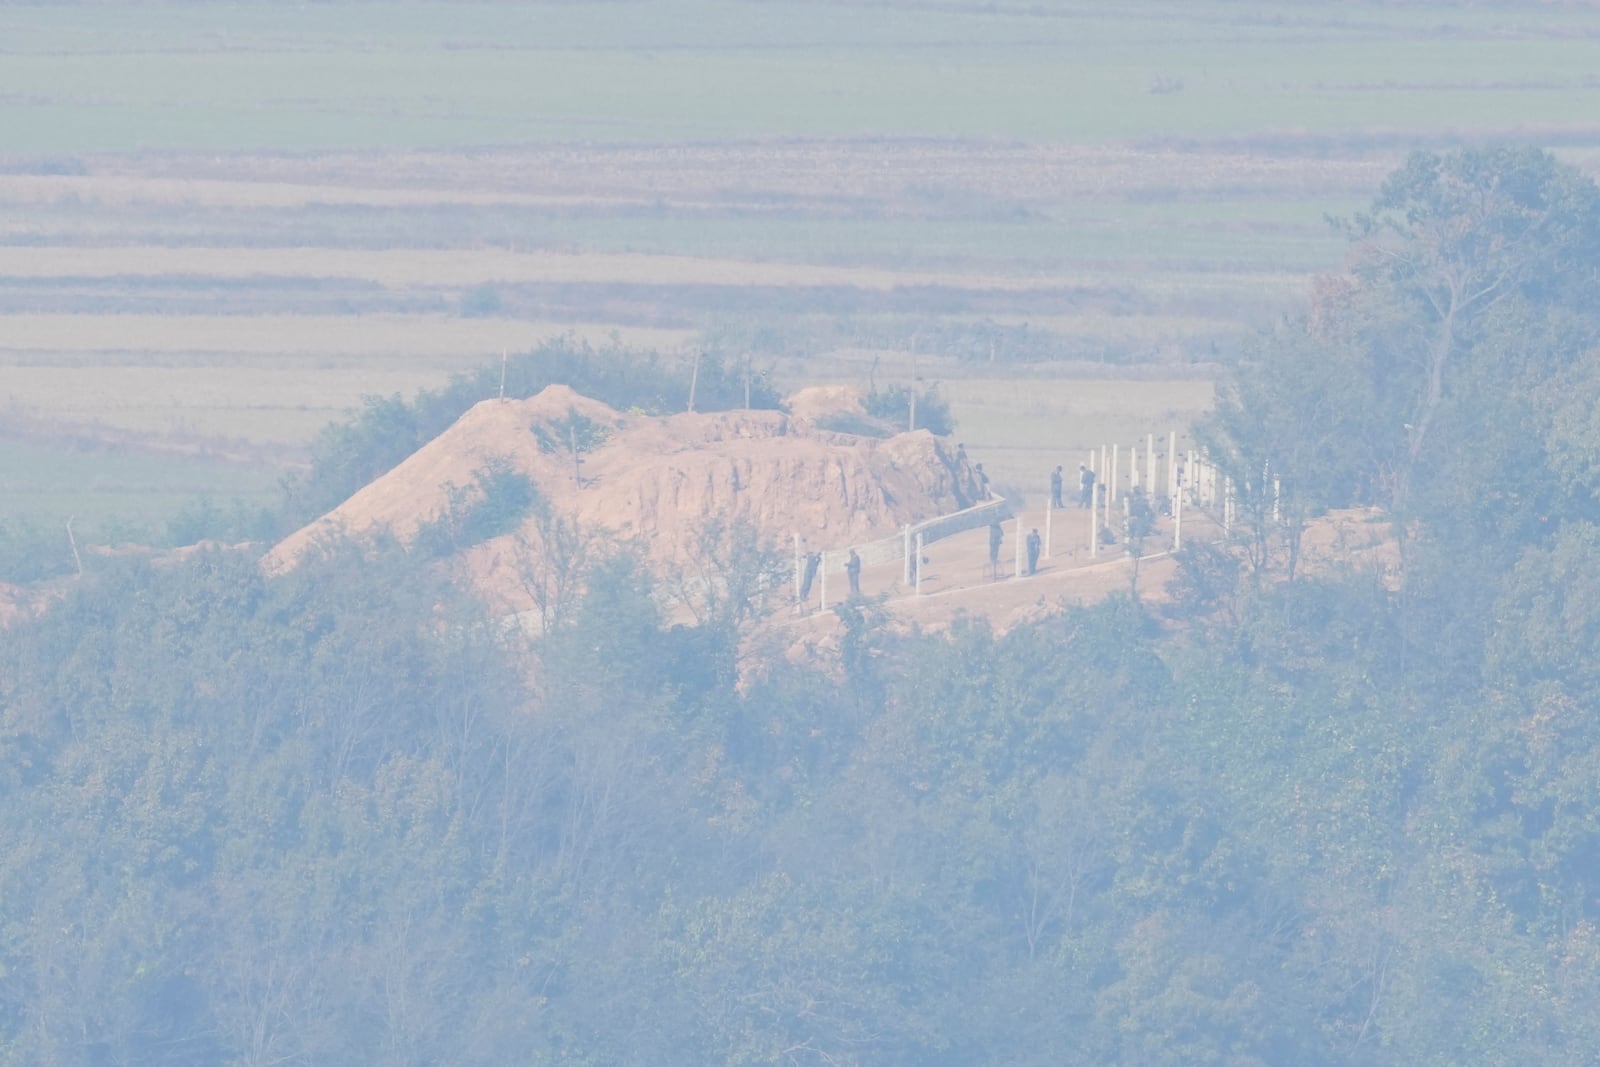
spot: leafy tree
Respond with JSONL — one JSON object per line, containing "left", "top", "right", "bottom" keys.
{"left": 864, "top": 382, "right": 956, "bottom": 436}
{"left": 412, "top": 457, "right": 539, "bottom": 559}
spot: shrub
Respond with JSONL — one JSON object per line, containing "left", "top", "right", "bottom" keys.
{"left": 864, "top": 383, "right": 955, "bottom": 436}
{"left": 413, "top": 458, "right": 540, "bottom": 559}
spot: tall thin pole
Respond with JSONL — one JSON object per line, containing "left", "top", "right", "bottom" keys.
{"left": 1173, "top": 477, "right": 1183, "bottom": 552}
{"left": 1044, "top": 504, "right": 1053, "bottom": 560}
{"left": 498, "top": 349, "right": 508, "bottom": 401}
{"left": 819, "top": 550, "right": 827, "bottom": 612}
{"left": 1168, "top": 431, "right": 1178, "bottom": 513}
{"left": 1014, "top": 517, "right": 1023, "bottom": 578}
{"left": 915, "top": 533, "right": 925, "bottom": 595}
{"left": 65, "top": 517, "right": 82, "bottom": 577}
{"left": 1111, "top": 444, "right": 1119, "bottom": 504}
{"left": 908, "top": 332, "right": 919, "bottom": 432}
{"left": 1147, "top": 433, "right": 1156, "bottom": 496}
{"left": 1090, "top": 477, "right": 1099, "bottom": 558}
{"left": 687, "top": 349, "right": 701, "bottom": 412}
{"left": 793, "top": 533, "right": 802, "bottom": 613}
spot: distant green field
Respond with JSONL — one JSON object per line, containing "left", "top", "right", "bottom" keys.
{"left": 0, "top": 433, "right": 281, "bottom": 535}
{"left": 4, "top": 2, "right": 1600, "bottom": 153}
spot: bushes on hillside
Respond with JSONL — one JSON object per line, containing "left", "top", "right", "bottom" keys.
{"left": 280, "top": 336, "right": 780, "bottom": 530}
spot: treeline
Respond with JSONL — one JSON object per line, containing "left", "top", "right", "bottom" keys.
{"left": 4, "top": 515, "right": 1599, "bottom": 1064}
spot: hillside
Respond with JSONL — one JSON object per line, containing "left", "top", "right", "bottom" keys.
{"left": 264, "top": 384, "right": 986, "bottom": 615}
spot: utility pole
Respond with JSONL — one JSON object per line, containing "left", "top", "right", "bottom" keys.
{"left": 687, "top": 349, "right": 701, "bottom": 413}
{"left": 65, "top": 517, "right": 82, "bottom": 576}
{"left": 908, "top": 332, "right": 919, "bottom": 433}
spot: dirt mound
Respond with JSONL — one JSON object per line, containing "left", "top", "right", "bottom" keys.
{"left": 265, "top": 386, "right": 984, "bottom": 613}
{"left": 786, "top": 384, "right": 866, "bottom": 422}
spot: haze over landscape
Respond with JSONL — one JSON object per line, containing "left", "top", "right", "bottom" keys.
{"left": 5, "top": 2, "right": 1600, "bottom": 1064}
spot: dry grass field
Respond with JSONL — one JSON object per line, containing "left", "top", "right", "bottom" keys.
{"left": 4, "top": 0, "right": 1600, "bottom": 536}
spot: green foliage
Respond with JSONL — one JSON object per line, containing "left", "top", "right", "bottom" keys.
{"left": 412, "top": 456, "right": 539, "bottom": 559}
{"left": 163, "top": 492, "right": 280, "bottom": 548}
{"left": 864, "top": 381, "right": 956, "bottom": 436}
{"left": 8, "top": 145, "right": 1600, "bottom": 1066}
{"left": 531, "top": 407, "right": 611, "bottom": 455}
{"left": 0, "top": 517, "right": 77, "bottom": 583}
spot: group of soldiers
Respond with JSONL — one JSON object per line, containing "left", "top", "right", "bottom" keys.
{"left": 797, "top": 546, "right": 863, "bottom": 603}
{"left": 986, "top": 521, "right": 1043, "bottom": 578}
{"left": 1049, "top": 463, "right": 1100, "bottom": 510}
{"left": 800, "top": 452, "right": 1099, "bottom": 607}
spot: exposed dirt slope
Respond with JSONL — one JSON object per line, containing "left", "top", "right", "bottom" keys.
{"left": 264, "top": 385, "right": 985, "bottom": 613}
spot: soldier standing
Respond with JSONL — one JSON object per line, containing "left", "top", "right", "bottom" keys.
{"left": 846, "top": 548, "right": 862, "bottom": 595}
{"left": 1050, "top": 465, "right": 1064, "bottom": 509}
{"left": 1026, "top": 527, "right": 1042, "bottom": 575}
{"left": 799, "top": 551, "right": 822, "bottom": 602}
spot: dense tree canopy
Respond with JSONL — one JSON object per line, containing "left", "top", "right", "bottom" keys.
{"left": 3, "top": 146, "right": 1600, "bottom": 1064}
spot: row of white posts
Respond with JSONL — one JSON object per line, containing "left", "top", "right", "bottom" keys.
{"left": 791, "top": 435, "right": 1281, "bottom": 613}
{"left": 1075, "top": 432, "right": 1260, "bottom": 556}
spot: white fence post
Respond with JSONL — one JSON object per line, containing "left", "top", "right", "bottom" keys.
{"left": 1147, "top": 433, "right": 1156, "bottom": 498}
{"left": 1168, "top": 431, "right": 1178, "bottom": 514}
{"left": 1174, "top": 474, "right": 1183, "bottom": 552}
{"left": 1090, "top": 477, "right": 1099, "bottom": 558}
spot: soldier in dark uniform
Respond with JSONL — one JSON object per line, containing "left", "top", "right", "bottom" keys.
{"left": 988, "top": 521, "right": 1004, "bottom": 577}
{"left": 1050, "top": 465, "right": 1064, "bottom": 509}
{"left": 799, "top": 551, "right": 821, "bottom": 602}
{"left": 1026, "top": 527, "right": 1042, "bottom": 575}
{"left": 846, "top": 548, "right": 862, "bottom": 595}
